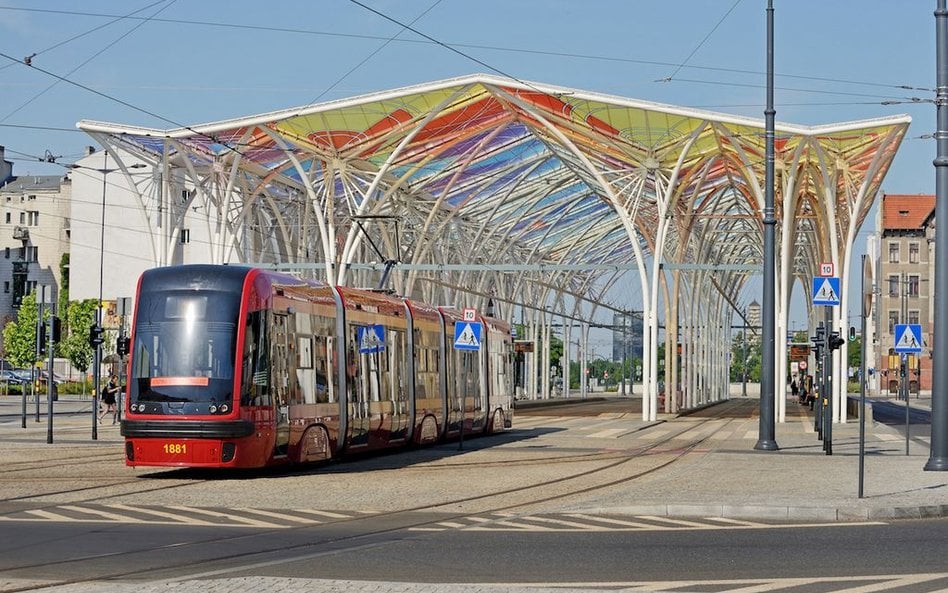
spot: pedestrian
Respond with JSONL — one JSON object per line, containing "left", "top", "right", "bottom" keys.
{"left": 99, "top": 375, "right": 120, "bottom": 425}
{"left": 790, "top": 379, "right": 799, "bottom": 399}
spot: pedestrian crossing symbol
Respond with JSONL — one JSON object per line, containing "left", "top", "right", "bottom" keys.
{"left": 811, "top": 277, "right": 841, "bottom": 306}
{"left": 357, "top": 324, "right": 386, "bottom": 354}
{"left": 454, "top": 322, "right": 482, "bottom": 351}
{"left": 894, "top": 323, "right": 923, "bottom": 353}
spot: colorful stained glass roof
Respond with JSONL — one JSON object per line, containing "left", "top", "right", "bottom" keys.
{"left": 78, "top": 73, "right": 910, "bottom": 309}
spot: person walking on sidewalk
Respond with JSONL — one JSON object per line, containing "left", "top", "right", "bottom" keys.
{"left": 99, "top": 375, "right": 120, "bottom": 424}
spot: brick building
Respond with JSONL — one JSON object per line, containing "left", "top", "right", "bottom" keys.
{"left": 875, "top": 193, "right": 935, "bottom": 393}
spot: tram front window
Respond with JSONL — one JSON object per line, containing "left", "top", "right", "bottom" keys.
{"left": 130, "top": 292, "right": 238, "bottom": 407}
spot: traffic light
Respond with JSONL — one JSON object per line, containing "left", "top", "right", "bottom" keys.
{"left": 88, "top": 323, "right": 104, "bottom": 348}
{"left": 116, "top": 335, "right": 130, "bottom": 357}
{"left": 38, "top": 322, "right": 46, "bottom": 355}
{"left": 829, "top": 331, "right": 845, "bottom": 350}
{"left": 849, "top": 326, "right": 856, "bottom": 342}
{"left": 51, "top": 317, "right": 61, "bottom": 343}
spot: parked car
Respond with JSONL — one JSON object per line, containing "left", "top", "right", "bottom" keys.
{"left": 38, "top": 370, "right": 63, "bottom": 385}
{"left": 0, "top": 370, "right": 26, "bottom": 385}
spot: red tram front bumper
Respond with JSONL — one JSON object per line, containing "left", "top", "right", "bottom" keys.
{"left": 122, "top": 419, "right": 261, "bottom": 468}
{"left": 124, "top": 438, "right": 238, "bottom": 467}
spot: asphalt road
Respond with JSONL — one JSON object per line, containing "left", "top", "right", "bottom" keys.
{"left": 1, "top": 511, "right": 947, "bottom": 590}
{"left": 2, "top": 396, "right": 947, "bottom": 592}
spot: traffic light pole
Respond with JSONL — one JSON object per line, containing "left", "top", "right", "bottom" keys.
{"left": 46, "top": 311, "right": 55, "bottom": 444}
{"left": 823, "top": 305, "right": 833, "bottom": 456}
{"left": 812, "top": 323, "right": 825, "bottom": 437}
{"left": 91, "top": 321, "right": 102, "bottom": 441}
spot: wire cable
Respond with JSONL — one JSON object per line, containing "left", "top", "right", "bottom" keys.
{"left": 1, "top": 0, "right": 177, "bottom": 123}
{"left": 659, "top": 0, "right": 744, "bottom": 83}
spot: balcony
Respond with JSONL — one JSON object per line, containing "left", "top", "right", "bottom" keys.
{"left": 12, "top": 226, "right": 28, "bottom": 241}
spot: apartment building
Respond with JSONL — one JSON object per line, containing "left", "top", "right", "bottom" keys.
{"left": 875, "top": 193, "right": 935, "bottom": 394}
{"left": 0, "top": 146, "right": 72, "bottom": 325}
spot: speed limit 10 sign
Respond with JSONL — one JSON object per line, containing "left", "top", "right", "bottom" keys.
{"left": 819, "top": 262, "right": 834, "bottom": 277}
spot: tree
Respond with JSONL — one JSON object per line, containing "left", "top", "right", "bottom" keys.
{"left": 2, "top": 291, "right": 40, "bottom": 369}
{"left": 61, "top": 299, "right": 97, "bottom": 382}
{"left": 730, "top": 331, "right": 762, "bottom": 382}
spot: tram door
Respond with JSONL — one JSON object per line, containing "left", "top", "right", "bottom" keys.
{"left": 270, "top": 312, "right": 290, "bottom": 456}
{"left": 346, "top": 333, "right": 371, "bottom": 447}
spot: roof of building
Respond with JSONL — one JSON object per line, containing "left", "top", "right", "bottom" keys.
{"left": 75, "top": 73, "right": 911, "bottom": 307}
{"left": 882, "top": 193, "right": 935, "bottom": 230}
{"left": 0, "top": 175, "right": 66, "bottom": 193}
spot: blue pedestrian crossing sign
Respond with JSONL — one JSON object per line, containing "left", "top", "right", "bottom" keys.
{"left": 812, "top": 277, "right": 841, "bottom": 306}
{"left": 894, "top": 323, "right": 923, "bottom": 353}
{"left": 454, "top": 322, "right": 482, "bottom": 351}
{"left": 357, "top": 324, "right": 386, "bottom": 354}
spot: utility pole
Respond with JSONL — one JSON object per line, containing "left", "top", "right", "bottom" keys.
{"left": 756, "top": 0, "right": 778, "bottom": 450}
{"left": 927, "top": 0, "right": 948, "bottom": 471}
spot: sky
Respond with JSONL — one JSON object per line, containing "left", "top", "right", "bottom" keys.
{"left": 0, "top": 0, "right": 940, "bottom": 350}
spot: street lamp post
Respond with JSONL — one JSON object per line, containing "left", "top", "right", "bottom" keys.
{"left": 68, "top": 156, "right": 144, "bottom": 440}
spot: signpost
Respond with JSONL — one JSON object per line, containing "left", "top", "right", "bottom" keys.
{"left": 812, "top": 273, "right": 842, "bottom": 456}
{"left": 894, "top": 322, "right": 923, "bottom": 456}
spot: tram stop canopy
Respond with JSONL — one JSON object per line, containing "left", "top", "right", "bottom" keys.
{"left": 77, "top": 73, "right": 910, "bottom": 420}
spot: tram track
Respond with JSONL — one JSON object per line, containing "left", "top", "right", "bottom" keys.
{"left": 1, "top": 414, "right": 747, "bottom": 592}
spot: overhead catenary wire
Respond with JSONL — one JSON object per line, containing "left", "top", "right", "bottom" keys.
{"left": 0, "top": 5, "right": 930, "bottom": 95}
{"left": 1, "top": 0, "right": 178, "bottom": 123}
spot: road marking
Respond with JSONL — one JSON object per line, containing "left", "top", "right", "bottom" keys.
{"left": 704, "top": 516, "right": 768, "bottom": 527}
{"left": 234, "top": 507, "right": 323, "bottom": 524}
{"left": 110, "top": 504, "right": 217, "bottom": 525}
{"left": 638, "top": 515, "right": 725, "bottom": 528}
{"left": 291, "top": 509, "right": 354, "bottom": 519}
{"left": 58, "top": 505, "right": 147, "bottom": 523}
{"left": 464, "top": 515, "right": 553, "bottom": 531}
{"left": 501, "top": 572, "right": 948, "bottom": 592}
{"left": 166, "top": 505, "right": 284, "bottom": 528}
{"left": 564, "top": 513, "right": 678, "bottom": 529}
{"left": 501, "top": 515, "right": 603, "bottom": 530}
{"left": 22, "top": 509, "right": 77, "bottom": 522}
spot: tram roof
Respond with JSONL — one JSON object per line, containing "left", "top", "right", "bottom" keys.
{"left": 77, "top": 73, "right": 910, "bottom": 311}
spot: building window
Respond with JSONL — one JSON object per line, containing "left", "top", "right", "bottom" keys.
{"left": 18, "top": 212, "right": 24, "bottom": 224}
{"left": 26, "top": 246, "right": 37, "bottom": 262}
{"left": 4, "top": 212, "right": 9, "bottom": 224}
{"left": 3, "top": 282, "right": 7, "bottom": 293}
{"left": 888, "top": 275, "right": 899, "bottom": 297}
{"left": 180, "top": 228, "right": 190, "bottom": 244}
{"left": 3, "top": 247, "right": 8, "bottom": 259}
{"left": 26, "top": 280, "right": 36, "bottom": 293}
{"left": 909, "top": 242, "right": 920, "bottom": 264}
{"left": 18, "top": 246, "right": 24, "bottom": 260}
{"left": 27, "top": 194, "right": 35, "bottom": 201}
{"left": 888, "top": 242, "right": 900, "bottom": 263}
{"left": 888, "top": 311, "right": 900, "bottom": 333}
{"left": 28, "top": 211, "right": 39, "bottom": 226}
{"left": 909, "top": 310, "right": 920, "bottom": 325}
{"left": 908, "top": 275, "right": 920, "bottom": 297}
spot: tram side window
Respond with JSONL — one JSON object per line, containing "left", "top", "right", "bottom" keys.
{"left": 382, "top": 328, "right": 408, "bottom": 413}
{"left": 346, "top": 337, "right": 366, "bottom": 417}
{"left": 241, "top": 310, "right": 271, "bottom": 406}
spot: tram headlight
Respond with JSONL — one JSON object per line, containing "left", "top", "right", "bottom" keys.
{"left": 130, "top": 403, "right": 138, "bottom": 412}
{"left": 220, "top": 404, "right": 229, "bottom": 413}
{"left": 209, "top": 405, "right": 218, "bottom": 414}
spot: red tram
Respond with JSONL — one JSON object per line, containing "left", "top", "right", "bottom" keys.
{"left": 121, "top": 265, "right": 514, "bottom": 468}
